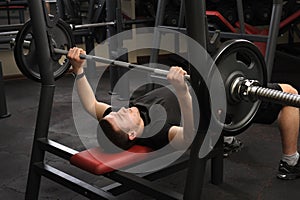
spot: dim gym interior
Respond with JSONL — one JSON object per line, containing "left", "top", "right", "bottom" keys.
{"left": 1, "top": 0, "right": 300, "bottom": 199}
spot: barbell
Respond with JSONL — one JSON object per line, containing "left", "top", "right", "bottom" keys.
{"left": 13, "top": 20, "right": 300, "bottom": 136}
{"left": 53, "top": 48, "right": 191, "bottom": 81}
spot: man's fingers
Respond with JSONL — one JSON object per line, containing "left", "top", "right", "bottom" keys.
{"left": 67, "top": 47, "right": 84, "bottom": 61}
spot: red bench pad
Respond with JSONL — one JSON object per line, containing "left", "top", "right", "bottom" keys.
{"left": 70, "top": 145, "right": 152, "bottom": 175}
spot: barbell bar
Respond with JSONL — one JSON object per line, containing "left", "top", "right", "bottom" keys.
{"left": 69, "top": 18, "right": 155, "bottom": 30}
{"left": 53, "top": 47, "right": 300, "bottom": 108}
{"left": 53, "top": 48, "right": 191, "bottom": 81}
{"left": 69, "top": 21, "right": 116, "bottom": 30}
{"left": 0, "top": 31, "right": 19, "bottom": 36}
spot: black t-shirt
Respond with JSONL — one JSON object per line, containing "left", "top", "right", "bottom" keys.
{"left": 103, "top": 86, "right": 181, "bottom": 150}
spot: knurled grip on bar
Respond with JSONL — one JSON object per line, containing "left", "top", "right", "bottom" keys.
{"left": 248, "top": 86, "right": 300, "bottom": 108}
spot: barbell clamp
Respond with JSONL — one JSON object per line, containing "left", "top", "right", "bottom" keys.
{"left": 230, "top": 77, "right": 261, "bottom": 102}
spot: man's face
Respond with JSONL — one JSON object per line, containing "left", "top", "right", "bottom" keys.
{"left": 104, "top": 107, "right": 144, "bottom": 139}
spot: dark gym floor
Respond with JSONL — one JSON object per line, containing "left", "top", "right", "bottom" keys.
{"left": 1, "top": 50, "right": 300, "bottom": 200}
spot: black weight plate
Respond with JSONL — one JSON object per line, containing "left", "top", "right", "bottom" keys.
{"left": 14, "top": 19, "right": 75, "bottom": 82}
{"left": 212, "top": 39, "right": 267, "bottom": 136}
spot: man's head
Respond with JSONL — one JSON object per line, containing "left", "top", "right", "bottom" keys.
{"left": 99, "top": 107, "right": 144, "bottom": 150}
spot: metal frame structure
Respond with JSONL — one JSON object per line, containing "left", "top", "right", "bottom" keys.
{"left": 183, "top": 1, "right": 224, "bottom": 199}
{"left": 24, "top": 0, "right": 224, "bottom": 200}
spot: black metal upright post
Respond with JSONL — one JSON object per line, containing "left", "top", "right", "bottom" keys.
{"left": 0, "top": 61, "right": 10, "bottom": 118}
{"left": 25, "top": 1, "right": 56, "bottom": 199}
{"left": 106, "top": 0, "right": 119, "bottom": 94}
{"left": 115, "top": 0, "right": 129, "bottom": 100}
{"left": 149, "top": 0, "right": 169, "bottom": 66}
{"left": 265, "top": 0, "right": 283, "bottom": 82}
{"left": 175, "top": 0, "right": 185, "bottom": 54}
{"left": 236, "top": 0, "right": 245, "bottom": 34}
{"left": 85, "top": 34, "right": 97, "bottom": 79}
{"left": 183, "top": 0, "right": 223, "bottom": 199}
{"left": 183, "top": 0, "right": 207, "bottom": 198}
{"left": 116, "top": 47, "right": 130, "bottom": 100}
{"left": 6, "top": 1, "right": 11, "bottom": 25}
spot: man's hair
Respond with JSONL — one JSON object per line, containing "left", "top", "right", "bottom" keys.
{"left": 99, "top": 119, "right": 136, "bottom": 151}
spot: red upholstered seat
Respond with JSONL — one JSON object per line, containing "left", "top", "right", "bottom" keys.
{"left": 70, "top": 145, "right": 152, "bottom": 175}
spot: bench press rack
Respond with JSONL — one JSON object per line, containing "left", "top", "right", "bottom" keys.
{"left": 24, "top": 0, "right": 225, "bottom": 199}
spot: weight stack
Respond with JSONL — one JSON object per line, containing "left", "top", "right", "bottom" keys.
{"left": 0, "top": 61, "right": 10, "bottom": 118}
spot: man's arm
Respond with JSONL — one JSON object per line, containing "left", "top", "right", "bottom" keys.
{"left": 68, "top": 47, "right": 110, "bottom": 120}
{"left": 166, "top": 67, "right": 195, "bottom": 149}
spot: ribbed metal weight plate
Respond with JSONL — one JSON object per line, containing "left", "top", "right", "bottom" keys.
{"left": 213, "top": 39, "right": 267, "bottom": 136}
{"left": 14, "top": 19, "right": 75, "bottom": 82}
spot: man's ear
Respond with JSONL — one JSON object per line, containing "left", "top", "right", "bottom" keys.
{"left": 128, "top": 131, "right": 137, "bottom": 140}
